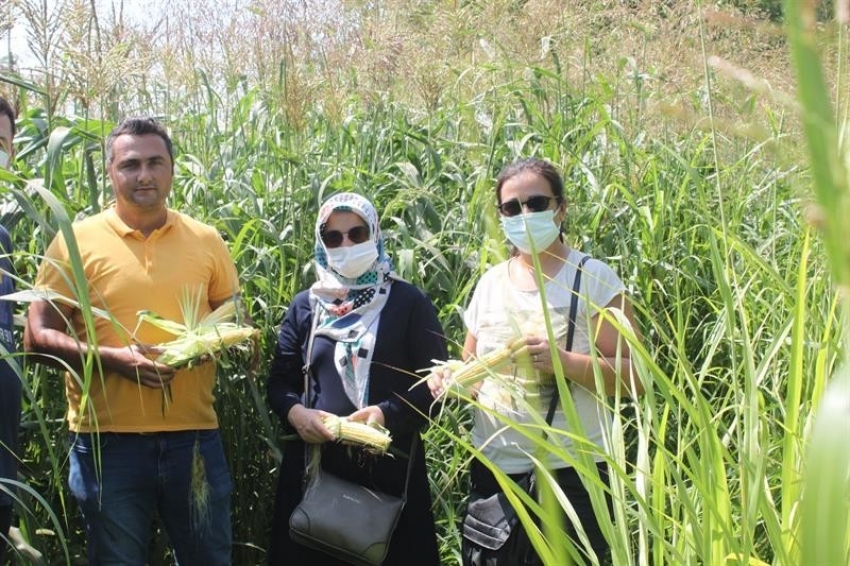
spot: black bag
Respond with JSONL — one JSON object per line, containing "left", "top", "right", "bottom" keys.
{"left": 461, "top": 473, "right": 540, "bottom": 566}
{"left": 289, "top": 466, "right": 406, "bottom": 565}
{"left": 461, "top": 256, "right": 589, "bottom": 566}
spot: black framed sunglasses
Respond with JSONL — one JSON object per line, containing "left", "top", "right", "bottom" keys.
{"left": 497, "top": 195, "right": 560, "bottom": 217}
{"left": 321, "top": 225, "right": 370, "bottom": 248}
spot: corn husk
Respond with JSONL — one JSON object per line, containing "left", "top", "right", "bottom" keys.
{"left": 322, "top": 414, "right": 392, "bottom": 455}
{"left": 134, "top": 291, "right": 258, "bottom": 369}
{"left": 155, "top": 325, "right": 258, "bottom": 368}
{"left": 421, "top": 339, "right": 528, "bottom": 401}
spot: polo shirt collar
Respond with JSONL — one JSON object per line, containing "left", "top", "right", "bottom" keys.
{"left": 104, "top": 206, "right": 175, "bottom": 238}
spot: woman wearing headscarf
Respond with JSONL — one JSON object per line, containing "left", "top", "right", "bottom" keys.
{"left": 267, "top": 193, "right": 445, "bottom": 565}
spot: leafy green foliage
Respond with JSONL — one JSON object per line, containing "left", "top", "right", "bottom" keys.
{"left": 1, "top": 3, "right": 848, "bottom": 563}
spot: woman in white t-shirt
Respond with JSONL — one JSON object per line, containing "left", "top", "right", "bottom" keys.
{"left": 430, "top": 158, "right": 644, "bottom": 565}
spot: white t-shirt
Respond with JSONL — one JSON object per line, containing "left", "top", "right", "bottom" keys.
{"left": 463, "top": 249, "right": 625, "bottom": 473}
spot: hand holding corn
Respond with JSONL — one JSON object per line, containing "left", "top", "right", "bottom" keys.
{"left": 521, "top": 334, "right": 560, "bottom": 374}
{"left": 135, "top": 298, "right": 258, "bottom": 369}
{"left": 106, "top": 343, "right": 176, "bottom": 388}
{"left": 288, "top": 406, "right": 392, "bottom": 454}
{"left": 427, "top": 364, "right": 470, "bottom": 400}
{"left": 348, "top": 405, "right": 385, "bottom": 427}
{"left": 322, "top": 413, "right": 392, "bottom": 455}
{"left": 424, "top": 338, "right": 529, "bottom": 401}
{"left": 288, "top": 405, "right": 337, "bottom": 444}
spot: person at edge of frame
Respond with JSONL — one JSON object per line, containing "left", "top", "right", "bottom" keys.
{"left": 0, "top": 94, "right": 23, "bottom": 566}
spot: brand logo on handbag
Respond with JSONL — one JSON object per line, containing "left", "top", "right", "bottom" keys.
{"left": 342, "top": 493, "right": 362, "bottom": 504}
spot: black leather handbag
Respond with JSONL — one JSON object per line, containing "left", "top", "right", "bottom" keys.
{"left": 289, "top": 439, "right": 417, "bottom": 565}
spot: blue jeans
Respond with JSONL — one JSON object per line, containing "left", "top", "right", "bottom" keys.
{"left": 69, "top": 429, "right": 233, "bottom": 566}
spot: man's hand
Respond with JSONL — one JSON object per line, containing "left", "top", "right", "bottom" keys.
{"left": 105, "top": 344, "right": 176, "bottom": 388}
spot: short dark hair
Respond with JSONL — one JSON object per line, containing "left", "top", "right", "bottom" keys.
{"left": 105, "top": 117, "right": 174, "bottom": 169}
{"left": 495, "top": 157, "right": 566, "bottom": 205}
{"left": 0, "top": 96, "right": 17, "bottom": 138}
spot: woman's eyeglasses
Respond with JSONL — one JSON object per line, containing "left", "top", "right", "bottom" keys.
{"left": 497, "top": 195, "right": 560, "bottom": 217}
{"left": 321, "top": 225, "right": 370, "bottom": 248}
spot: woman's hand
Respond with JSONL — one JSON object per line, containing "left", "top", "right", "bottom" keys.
{"left": 287, "top": 405, "right": 335, "bottom": 444}
{"left": 426, "top": 366, "right": 452, "bottom": 400}
{"left": 427, "top": 365, "right": 483, "bottom": 400}
{"left": 348, "top": 405, "right": 385, "bottom": 427}
{"left": 518, "top": 335, "right": 562, "bottom": 374}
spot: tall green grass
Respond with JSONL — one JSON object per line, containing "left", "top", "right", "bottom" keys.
{"left": 783, "top": 1, "right": 850, "bottom": 565}
{"left": 0, "top": 4, "right": 848, "bottom": 565}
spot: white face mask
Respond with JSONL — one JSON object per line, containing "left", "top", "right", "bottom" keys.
{"left": 327, "top": 241, "right": 379, "bottom": 278}
{"left": 500, "top": 210, "right": 561, "bottom": 254}
{"left": 0, "top": 149, "right": 10, "bottom": 169}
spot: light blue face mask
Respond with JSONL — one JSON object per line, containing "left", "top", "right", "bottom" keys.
{"left": 500, "top": 210, "right": 560, "bottom": 254}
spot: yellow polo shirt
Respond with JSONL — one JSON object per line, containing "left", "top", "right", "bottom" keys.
{"left": 35, "top": 208, "right": 241, "bottom": 433}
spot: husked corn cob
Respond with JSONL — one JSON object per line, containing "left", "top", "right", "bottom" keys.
{"left": 427, "top": 339, "right": 528, "bottom": 400}
{"left": 135, "top": 295, "right": 258, "bottom": 369}
{"left": 156, "top": 325, "right": 259, "bottom": 368}
{"left": 322, "top": 414, "right": 392, "bottom": 454}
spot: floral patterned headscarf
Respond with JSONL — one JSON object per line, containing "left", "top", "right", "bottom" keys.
{"left": 309, "top": 193, "right": 395, "bottom": 409}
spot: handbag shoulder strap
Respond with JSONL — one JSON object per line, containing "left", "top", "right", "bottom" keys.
{"left": 302, "top": 300, "right": 321, "bottom": 410}
{"left": 565, "top": 254, "right": 591, "bottom": 356}
{"left": 301, "top": 302, "right": 322, "bottom": 483}
{"left": 543, "top": 254, "right": 591, "bottom": 428}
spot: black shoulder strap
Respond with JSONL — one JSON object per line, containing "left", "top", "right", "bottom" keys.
{"left": 302, "top": 301, "right": 321, "bottom": 410}
{"left": 565, "top": 255, "right": 591, "bottom": 354}
{"left": 544, "top": 254, "right": 591, "bottom": 427}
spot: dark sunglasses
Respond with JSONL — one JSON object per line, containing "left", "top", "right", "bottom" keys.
{"left": 321, "top": 225, "right": 370, "bottom": 248}
{"left": 497, "top": 195, "right": 560, "bottom": 217}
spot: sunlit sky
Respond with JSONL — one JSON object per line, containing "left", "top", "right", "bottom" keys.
{"left": 5, "top": 20, "right": 34, "bottom": 67}
{"left": 3, "top": 1, "right": 157, "bottom": 69}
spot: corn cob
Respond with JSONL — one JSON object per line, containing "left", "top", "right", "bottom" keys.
{"left": 322, "top": 414, "right": 392, "bottom": 455}
{"left": 426, "top": 339, "right": 528, "bottom": 400}
{"left": 155, "top": 325, "right": 259, "bottom": 368}
{"left": 135, "top": 294, "right": 258, "bottom": 369}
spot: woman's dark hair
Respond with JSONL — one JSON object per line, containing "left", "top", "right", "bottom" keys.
{"left": 495, "top": 158, "right": 565, "bottom": 205}
{"left": 105, "top": 117, "right": 174, "bottom": 170}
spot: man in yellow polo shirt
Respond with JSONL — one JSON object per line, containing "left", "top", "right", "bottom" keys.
{"left": 25, "top": 117, "right": 242, "bottom": 565}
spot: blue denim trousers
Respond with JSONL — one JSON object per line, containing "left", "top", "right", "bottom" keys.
{"left": 69, "top": 429, "right": 233, "bottom": 566}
